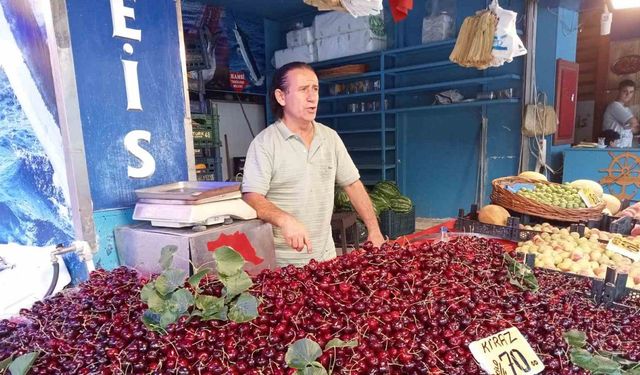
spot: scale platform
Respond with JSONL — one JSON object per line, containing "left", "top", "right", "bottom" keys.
{"left": 133, "top": 181, "right": 257, "bottom": 228}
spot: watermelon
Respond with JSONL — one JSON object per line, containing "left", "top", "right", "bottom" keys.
{"left": 369, "top": 193, "right": 390, "bottom": 216}
{"left": 372, "top": 181, "right": 401, "bottom": 200}
{"left": 389, "top": 196, "right": 413, "bottom": 213}
{"left": 334, "top": 188, "right": 353, "bottom": 211}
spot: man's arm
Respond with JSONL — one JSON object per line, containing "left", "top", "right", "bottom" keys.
{"left": 342, "top": 180, "right": 385, "bottom": 248}
{"left": 243, "top": 192, "right": 312, "bottom": 252}
{"left": 630, "top": 116, "right": 640, "bottom": 134}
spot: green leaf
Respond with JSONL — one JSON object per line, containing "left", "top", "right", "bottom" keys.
{"left": 627, "top": 367, "right": 640, "bottom": 375}
{"left": 8, "top": 351, "right": 39, "bottom": 375}
{"left": 564, "top": 330, "right": 588, "bottom": 348}
{"left": 159, "top": 310, "right": 180, "bottom": 328}
{"left": 569, "top": 348, "right": 594, "bottom": 366}
{"left": 196, "top": 295, "right": 225, "bottom": 314}
{"left": 140, "top": 283, "right": 157, "bottom": 303}
{"left": 145, "top": 289, "right": 168, "bottom": 312}
{"left": 141, "top": 310, "right": 163, "bottom": 331}
{"left": 219, "top": 271, "right": 253, "bottom": 297}
{"left": 213, "top": 246, "right": 245, "bottom": 276}
{"left": 188, "top": 268, "right": 211, "bottom": 288}
{"left": 598, "top": 350, "right": 637, "bottom": 367}
{"left": 325, "top": 338, "right": 358, "bottom": 351}
{"left": 227, "top": 293, "right": 259, "bottom": 323}
{"left": 202, "top": 305, "right": 228, "bottom": 321}
{"left": 503, "top": 253, "right": 539, "bottom": 292}
{"left": 159, "top": 245, "right": 178, "bottom": 270}
{"left": 286, "top": 338, "right": 323, "bottom": 370}
{"left": 155, "top": 269, "right": 187, "bottom": 296}
{"left": 591, "top": 356, "right": 622, "bottom": 374}
{"left": 168, "top": 289, "right": 194, "bottom": 314}
{"left": 0, "top": 355, "right": 14, "bottom": 370}
{"left": 299, "top": 365, "right": 328, "bottom": 375}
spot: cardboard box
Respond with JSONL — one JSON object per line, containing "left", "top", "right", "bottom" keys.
{"left": 286, "top": 27, "right": 315, "bottom": 48}
{"left": 115, "top": 220, "right": 275, "bottom": 276}
{"left": 316, "top": 29, "right": 386, "bottom": 62}
{"left": 274, "top": 44, "right": 317, "bottom": 68}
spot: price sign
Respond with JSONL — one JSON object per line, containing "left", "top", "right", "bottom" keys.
{"left": 469, "top": 327, "right": 545, "bottom": 375}
{"left": 606, "top": 237, "right": 640, "bottom": 262}
{"left": 578, "top": 189, "right": 602, "bottom": 208}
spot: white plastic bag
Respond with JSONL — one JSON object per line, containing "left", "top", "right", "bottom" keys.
{"left": 489, "top": 0, "right": 526, "bottom": 67}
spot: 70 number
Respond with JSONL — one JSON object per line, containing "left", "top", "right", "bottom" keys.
{"left": 498, "top": 349, "right": 532, "bottom": 374}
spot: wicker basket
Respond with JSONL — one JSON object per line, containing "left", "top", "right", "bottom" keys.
{"left": 491, "top": 176, "right": 605, "bottom": 223}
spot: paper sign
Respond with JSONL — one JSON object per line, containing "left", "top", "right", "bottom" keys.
{"left": 230, "top": 71, "right": 248, "bottom": 92}
{"left": 506, "top": 183, "right": 536, "bottom": 194}
{"left": 469, "top": 327, "right": 545, "bottom": 375}
{"left": 606, "top": 237, "right": 640, "bottom": 262}
{"left": 578, "top": 189, "right": 601, "bottom": 208}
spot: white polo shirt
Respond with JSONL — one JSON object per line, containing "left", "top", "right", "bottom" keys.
{"left": 242, "top": 120, "right": 360, "bottom": 266}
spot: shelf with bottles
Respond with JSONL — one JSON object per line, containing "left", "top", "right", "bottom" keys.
{"left": 385, "top": 74, "right": 520, "bottom": 95}
{"left": 385, "top": 98, "right": 520, "bottom": 114}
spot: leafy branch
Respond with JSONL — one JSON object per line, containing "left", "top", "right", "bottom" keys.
{"left": 286, "top": 337, "right": 358, "bottom": 374}
{"left": 563, "top": 330, "right": 640, "bottom": 375}
{"left": 140, "top": 245, "right": 259, "bottom": 332}
{"left": 0, "top": 351, "right": 40, "bottom": 375}
{"left": 504, "top": 253, "right": 539, "bottom": 292}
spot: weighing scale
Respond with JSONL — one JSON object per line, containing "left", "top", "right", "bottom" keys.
{"left": 133, "top": 181, "right": 257, "bottom": 228}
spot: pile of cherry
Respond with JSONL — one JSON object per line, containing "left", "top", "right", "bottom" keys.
{"left": 1, "top": 237, "right": 639, "bottom": 375}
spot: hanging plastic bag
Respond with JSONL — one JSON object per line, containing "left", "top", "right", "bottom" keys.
{"left": 489, "top": 0, "right": 526, "bottom": 67}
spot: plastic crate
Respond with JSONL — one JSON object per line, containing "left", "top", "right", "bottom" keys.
{"left": 609, "top": 216, "right": 636, "bottom": 235}
{"left": 379, "top": 207, "right": 415, "bottom": 239}
{"left": 455, "top": 206, "right": 536, "bottom": 242}
{"left": 520, "top": 253, "right": 640, "bottom": 308}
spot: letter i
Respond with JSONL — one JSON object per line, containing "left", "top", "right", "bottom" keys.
{"left": 122, "top": 43, "right": 142, "bottom": 111}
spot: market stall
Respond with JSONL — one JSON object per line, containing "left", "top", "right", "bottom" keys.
{"left": 5, "top": 0, "right": 640, "bottom": 374}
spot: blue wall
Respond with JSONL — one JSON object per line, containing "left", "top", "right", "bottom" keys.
{"left": 534, "top": 4, "right": 579, "bottom": 182}
{"left": 398, "top": 0, "right": 526, "bottom": 217}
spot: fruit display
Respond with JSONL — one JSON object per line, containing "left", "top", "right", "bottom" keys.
{"left": 569, "top": 180, "right": 604, "bottom": 197}
{"left": 601, "top": 194, "right": 621, "bottom": 215}
{"left": 519, "top": 222, "right": 640, "bottom": 244}
{"left": 2, "top": 238, "right": 640, "bottom": 374}
{"left": 477, "top": 204, "right": 510, "bottom": 225}
{"left": 518, "top": 171, "right": 547, "bottom": 181}
{"left": 516, "top": 182, "right": 587, "bottom": 209}
{"left": 516, "top": 229, "right": 640, "bottom": 288}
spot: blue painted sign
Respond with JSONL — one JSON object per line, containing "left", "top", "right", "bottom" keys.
{"left": 66, "top": 0, "right": 189, "bottom": 210}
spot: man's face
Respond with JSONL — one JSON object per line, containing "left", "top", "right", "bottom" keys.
{"left": 276, "top": 68, "right": 319, "bottom": 124}
{"left": 619, "top": 85, "right": 635, "bottom": 104}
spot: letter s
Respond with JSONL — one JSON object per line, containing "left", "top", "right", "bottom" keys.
{"left": 124, "top": 130, "right": 156, "bottom": 178}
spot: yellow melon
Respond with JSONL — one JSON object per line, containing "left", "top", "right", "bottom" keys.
{"left": 518, "top": 171, "right": 547, "bottom": 181}
{"left": 602, "top": 194, "right": 621, "bottom": 215}
{"left": 569, "top": 180, "right": 604, "bottom": 197}
{"left": 478, "top": 205, "right": 511, "bottom": 226}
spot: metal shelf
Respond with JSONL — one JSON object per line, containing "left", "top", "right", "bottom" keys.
{"left": 319, "top": 71, "right": 382, "bottom": 83}
{"left": 385, "top": 98, "right": 521, "bottom": 114}
{"left": 385, "top": 74, "right": 521, "bottom": 95}
{"left": 337, "top": 128, "right": 395, "bottom": 134}
{"left": 319, "top": 91, "right": 381, "bottom": 102}
{"left": 357, "top": 164, "right": 397, "bottom": 170}
{"left": 385, "top": 60, "right": 454, "bottom": 75}
{"left": 348, "top": 146, "right": 396, "bottom": 152}
{"left": 316, "top": 110, "right": 382, "bottom": 119}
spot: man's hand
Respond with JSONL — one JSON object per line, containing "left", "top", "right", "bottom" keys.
{"left": 281, "top": 215, "right": 312, "bottom": 253}
{"left": 367, "top": 230, "right": 385, "bottom": 249}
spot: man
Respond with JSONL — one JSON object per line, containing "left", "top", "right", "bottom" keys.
{"left": 242, "top": 62, "right": 385, "bottom": 266}
{"left": 603, "top": 80, "right": 639, "bottom": 148}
